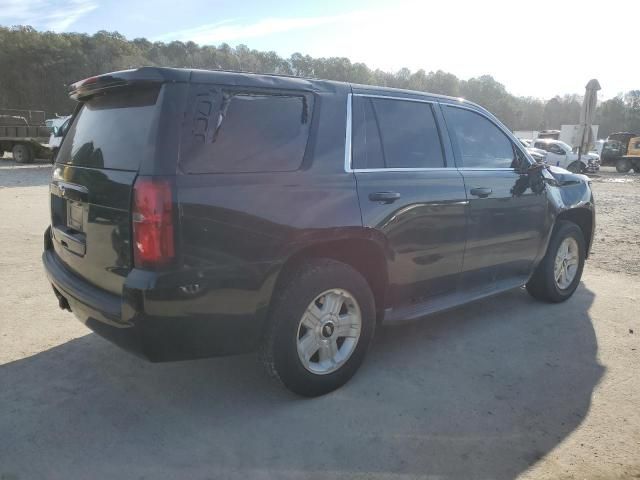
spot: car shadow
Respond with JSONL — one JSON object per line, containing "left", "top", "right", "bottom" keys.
{"left": 0, "top": 157, "right": 52, "bottom": 188}
{"left": 0, "top": 285, "right": 602, "bottom": 479}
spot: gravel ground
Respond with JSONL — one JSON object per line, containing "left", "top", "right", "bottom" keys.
{"left": 0, "top": 157, "right": 638, "bottom": 480}
{"left": 588, "top": 168, "right": 640, "bottom": 276}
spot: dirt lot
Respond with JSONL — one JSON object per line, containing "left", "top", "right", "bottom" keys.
{"left": 0, "top": 158, "right": 638, "bottom": 480}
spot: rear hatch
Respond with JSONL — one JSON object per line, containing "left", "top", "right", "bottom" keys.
{"left": 49, "top": 71, "right": 183, "bottom": 295}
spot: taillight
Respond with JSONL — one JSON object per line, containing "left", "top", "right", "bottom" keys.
{"left": 132, "top": 177, "right": 175, "bottom": 268}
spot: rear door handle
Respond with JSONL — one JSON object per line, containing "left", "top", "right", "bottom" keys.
{"left": 369, "top": 191, "right": 401, "bottom": 204}
{"left": 470, "top": 187, "right": 492, "bottom": 198}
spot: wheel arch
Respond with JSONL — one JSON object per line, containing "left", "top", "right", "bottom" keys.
{"left": 555, "top": 207, "right": 594, "bottom": 257}
{"left": 271, "top": 234, "right": 390, "bottom": 322}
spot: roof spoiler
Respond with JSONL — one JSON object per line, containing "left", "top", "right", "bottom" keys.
{"left": 69, "top": 67, "right": 190, "bottom": 100}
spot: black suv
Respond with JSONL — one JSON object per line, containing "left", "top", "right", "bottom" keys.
{"left": 43, "top": 67, "right": 595, "bottom": 396}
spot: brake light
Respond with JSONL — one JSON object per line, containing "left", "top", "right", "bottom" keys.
{"left": 132, "top": 177, "right": 175, "bottom": 268}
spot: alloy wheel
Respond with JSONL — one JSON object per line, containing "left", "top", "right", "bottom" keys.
{"left": 296, "top": 288, "right": 362, "bottom": 375}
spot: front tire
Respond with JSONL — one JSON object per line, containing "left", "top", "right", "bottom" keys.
{"left": 567, "top": 161, "right": 585, "bottom": 174}
{"left": 526, "top": 220, "right": 586, "bottom": 303}
{"left": 261, "top": 259, "right": 376, "bottom": 397}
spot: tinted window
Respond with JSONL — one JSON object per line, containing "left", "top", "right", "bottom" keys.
{"left": 352, "top": 96, "right": 444, "bottom": 169}
{"left": 351, "top": 96, "right": 384, "bottom": 169}
{"left": 58, "top": 87, "right": 160, "bottom": 170}
{"left": 181, "top": 92, "right": 311, "bottom": 174}
{"left": 444, "top": 106, "right": 515, "bottom": 168}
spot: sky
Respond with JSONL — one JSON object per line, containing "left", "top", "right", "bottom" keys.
{"left": 1, "top": 0, "right": 637, "bottom": 100}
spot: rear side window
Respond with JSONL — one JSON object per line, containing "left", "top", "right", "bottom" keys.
{"left": 58, "top": 87, "right": 160, "bottom": 171}
{"left": 180, "top": 91, "right": 312, "bottom": 174}
{"left": 443, "top": 106, "right": 515, "bottom": 168}
{"left": 352, "top": 96, "right": 444, "bottom": 169}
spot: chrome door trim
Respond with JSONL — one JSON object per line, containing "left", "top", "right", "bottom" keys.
{"left": 344, "top": 93, "right": 353, "bottom": 173}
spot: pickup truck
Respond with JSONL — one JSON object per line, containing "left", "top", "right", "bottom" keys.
{"left": 48, "top": 116, "right": 72, "bottom": 161}
{"left": 0, "top": 109, "right": 52, "bottom": 163}
{"left": 532, "top": 138, "right": 600, "bottom": 174}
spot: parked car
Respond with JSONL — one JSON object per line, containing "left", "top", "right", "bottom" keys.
{"left": 532, "top": 138, "right": 600, "bottom": 173}
{"left": 43, "top": 68, "right": 595, "bottom": 396}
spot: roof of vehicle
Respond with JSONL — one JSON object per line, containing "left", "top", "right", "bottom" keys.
{"left": 533, "top": 138, "right": 563, "bottom": 144}
{"left": 607, "top": 132, "right": 640, "bottom": 140}
{"left": 69, "top": 66, "right": 486, "bottom": 111}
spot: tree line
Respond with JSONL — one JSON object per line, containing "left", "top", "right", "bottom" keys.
{"left": 1, "top": 26, "right": 638, "bottom": 138}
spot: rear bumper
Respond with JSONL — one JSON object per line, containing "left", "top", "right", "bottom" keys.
{"left": 42, "top": 228, "right": 268, "bottom": 361}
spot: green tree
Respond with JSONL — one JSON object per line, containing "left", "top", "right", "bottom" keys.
{"left": 0, "top": 25, "right": 637, "bottom": 137}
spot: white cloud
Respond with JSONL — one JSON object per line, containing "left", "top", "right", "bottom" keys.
{"left": 155, "top": 12, "right": 359, "bottom": 44}
{"left": 0, "top": 0, "right": 97, "bottom": 31}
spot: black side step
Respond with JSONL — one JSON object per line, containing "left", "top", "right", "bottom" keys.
{"left": 383, "top": 278, "right": 526, "bottom": 324}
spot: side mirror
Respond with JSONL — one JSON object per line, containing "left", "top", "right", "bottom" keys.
{"left": 52, "top": 127, "right": 59, "bottom": 136}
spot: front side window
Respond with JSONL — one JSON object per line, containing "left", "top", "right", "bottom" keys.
{"left": 352, "top": 96, "right": 445, "bottom": 169}
{"left": 443, "top": 106, "right": 515, "bottom": 168}
{"left": 180, "top": 90, "right": 312, "bottom": 174}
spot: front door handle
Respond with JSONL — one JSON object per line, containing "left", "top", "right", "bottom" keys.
{"left": 470, "top": 187, "right": 492, "bottom": 198}
{"left": 369, "top": 191, "right": 401, "bottom": 204}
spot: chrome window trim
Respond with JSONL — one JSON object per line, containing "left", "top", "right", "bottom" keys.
{"left": 344, "top": 93, "right": 353, "bottom": 173}
{"left": 345, "top": 92, "right": 456, "bottom": 173}
{"left": 441, "top": 102, "right": 509, "bottom": 134}
{"left": 352, "top": 93, "right": 437, "bottom": 105}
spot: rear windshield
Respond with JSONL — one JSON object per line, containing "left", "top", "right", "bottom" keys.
{"left": 180, "top": 89, "right": 312, "bottom": 174}
{"left": 57, "top": 87, "right": 160, "bottom": 171}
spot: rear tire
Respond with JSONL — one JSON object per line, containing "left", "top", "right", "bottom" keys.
{"left": 616, "top": 158, "right": 631, "bottom": 173}
{"left": 526, "top": 220, "right": 586, "bottom": 303}
{"left": 567, "top": 161, "right": 584, "bottom": 174}
{"left": 12, "top": 144, "right": 33, "bottom": 164}
{"left": 261, "top": 258, "right": 376, "bottom": 397}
